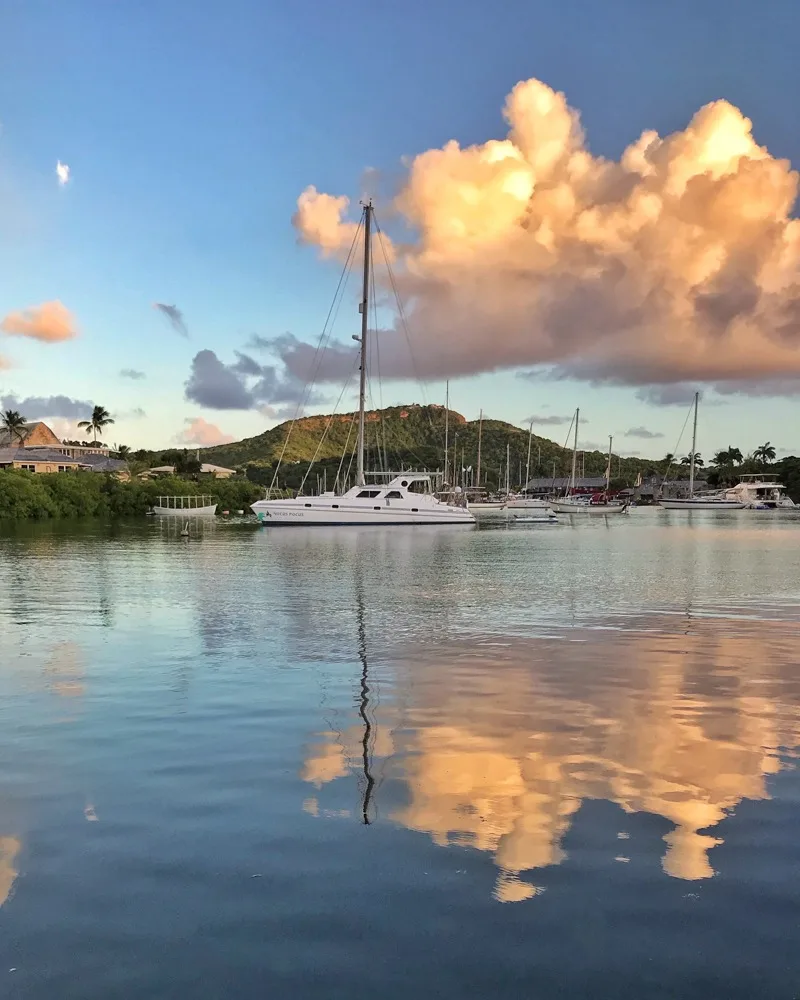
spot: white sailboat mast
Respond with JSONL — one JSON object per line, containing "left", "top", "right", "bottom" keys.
{"left": 356, "top": 203, "right": 372, "bottom": 487}
{"left": 444, "top": 380, "right": 449, "bottom": 485}
{"left": 476, "top": 408, "right": 483, "bottom": 488}
{"left": 689, "top": 391, "right": 698, "bottom": 497}
{"left": 505, "top": 442, "right": 510, "bottom": 494}
{"left": 569, "top": 408, "right": 579, "bottom": 494}
{"left": 525, "top": 419, "right": 533, "bottom": 493}
{"left": 605, "top": 435, "right": 613, "bottom": 492}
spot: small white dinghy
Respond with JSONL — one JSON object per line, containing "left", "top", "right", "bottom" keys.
{"left": 152, "top": 495, "right": 217, "bottom": 516}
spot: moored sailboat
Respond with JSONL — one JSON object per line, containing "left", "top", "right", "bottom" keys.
{"left": 659, "top": 394, "right": 746, "bottom": 510}
{"left": 550, "top": 418, "right": 628, "bottom": 515}
{"left": 251, "top": 203, "right": 474, "bottom": 527}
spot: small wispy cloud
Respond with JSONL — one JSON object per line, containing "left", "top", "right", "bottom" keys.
{"left": 119, "top": 368, "right": 146, "bottom": 380}
{"left": 523, "top": 414, "right": 577, "bottom": 426}
{"left": 623, "top": 426, "right": 664, "bottom": 440}
{"left": 260, "top": 404, "right": 304, "bottom": 422}
{"left": 635, "top": 385, "right": 700, "bottom": 407}
{"left": 0, "top": 393, "right": 92, "bottom": 419}
{"left": 1, "top": 301, "right": 78, "bottom": 342}
{"left": 178, "top": 417, "right": 234, "bottom": 447}
{"left": 153, "top": 303, "right": 189, "bottom": 338}
{"left": 56, "top": 161, "right": 70, "bottom": 186}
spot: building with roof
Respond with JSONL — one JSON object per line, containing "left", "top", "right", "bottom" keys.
{"left": 523, "top": 476, "right": 608, "bottom": 495}
{"left": 1, "top": 421, "right": 112, "bottom": 459}
{"left": 58, "top": 441, "right": 111, "bottom": 459}
{"left": 138, "top": 463, "right": 237, "bottom": 480}
{"left": 137, "top": 466, "right": 176, "bottom": 479}
{"left": 200, "top": 463, "right": 236, "bottom": 479}
{"left": 0, "top": 421, "right": 128, "bottom": 478}
{"left": 0, "top": 422, "right": 63, "bottom": 449}
{"left": 0, "top": 448, "right": 87, "bottom": 474}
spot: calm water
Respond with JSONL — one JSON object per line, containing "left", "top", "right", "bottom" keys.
{"left": 1, "top": 509, "right": 800, "bottom": 998}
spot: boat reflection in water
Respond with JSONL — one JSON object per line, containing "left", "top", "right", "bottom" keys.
{"left": 302, "top": 609, "right": 800, "bottom": 902}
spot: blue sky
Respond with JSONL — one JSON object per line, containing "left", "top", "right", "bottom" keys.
{"left": 1, "top": 0, "right": 798, "bottom": 458}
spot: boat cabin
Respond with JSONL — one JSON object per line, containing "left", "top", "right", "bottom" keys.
{"left": 352, "top": 474, "right": 434, "bottom": 497}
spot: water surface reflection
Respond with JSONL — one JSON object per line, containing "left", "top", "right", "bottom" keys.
{"left": 1, "top": 517, "right": 800, "bottom": 997}
{"left": 303, "top": 615, "right": 800, "bottom": 900}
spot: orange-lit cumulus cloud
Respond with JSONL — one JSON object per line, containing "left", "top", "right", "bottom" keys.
{"left": 179, "top": 417, "right": 234, "bottom": 447}
{"left": 1, "top": 301, "right": 78, "bottom": 343}
{"left": 294, "top": 79, "right": 800, "bottom": 388}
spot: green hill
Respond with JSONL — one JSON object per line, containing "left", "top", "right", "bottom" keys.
{"left": 200, "top": 403, "right": 667, "bottom": 491}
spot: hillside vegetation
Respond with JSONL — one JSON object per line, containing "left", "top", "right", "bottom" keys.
{"left": 200, "top": 403, "right": 664, "bottom": 490}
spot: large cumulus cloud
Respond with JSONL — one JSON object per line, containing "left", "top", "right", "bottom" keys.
{"left": 285, "top": 78, "right": 800, "bottom": 393}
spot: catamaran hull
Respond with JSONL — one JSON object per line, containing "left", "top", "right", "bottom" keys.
{"left": 550, "top": 501, "right": 628, "bottom": 514}
{"left": 251, "top": 501, "right": 474, "bottom": 526}
{"left": 659, "top": 500, "right": 746, "bottom": 510}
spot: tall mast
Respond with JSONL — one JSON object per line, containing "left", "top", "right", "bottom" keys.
{"left": 689, "top": 391, "right": 699, "bottom": 496}
{"left": 605, "top": 435, "right": 613, "bottom": 492}
{"left": 505, "top": 442, "right": 510, "bottom": 495}
{"left": 525, "top": 420, "right": 533, "bottom": 494}
{"left": 569, "top": 408, "right": 579, "bottom": 494}
{"left": 356, "top": 203, "right": 372, "bottom": 487}
{"left": 476, "top": 408, "right": 483, "bottom": 488}
{"left": 444, "top": 380, "right": 449, "bottom": 485}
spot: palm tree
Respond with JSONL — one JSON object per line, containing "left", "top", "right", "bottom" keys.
{"left": 116, "top": 444, "right": 130, "bottom": 459}
{"left": 712, "top": 447, "right": 742, "bottom": 467}
{"left": 753, "top": 441, "right": 776, "bottom": 466}
{"left": 680, "top": 452, "right": 704, "bottom": 467}
{"left": 663, "top": 453, "right": 675, "bottom": 464}
{"left": 78, "top": 405, "right": 115, "bottom": 444}
{"left": 2, "top": 409, "right": 27, "bottom": 445}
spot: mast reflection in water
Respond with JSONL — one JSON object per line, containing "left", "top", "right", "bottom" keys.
{"left": 355, "top": 573, "right": 376, "bottom": 825}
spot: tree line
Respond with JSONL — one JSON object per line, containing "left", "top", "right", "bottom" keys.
{"left": 0, "top": 471, "right": 262, "bottom": 520}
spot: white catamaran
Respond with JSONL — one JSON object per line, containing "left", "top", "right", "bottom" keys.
{"left": 723, "top": 475, "right": 796, "bottom": 510}
{"left": 659, "top": 393, "right": 746, "bottom": 510}
{"left": 251, "top": 204, "right": 475, "bottom": 527}
{"left": 550, "top": 415, "right": 628, "bottom": 515}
